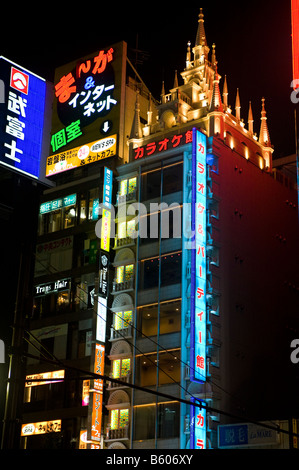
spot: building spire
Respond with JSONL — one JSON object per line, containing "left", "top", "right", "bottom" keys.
{"left": 173, "top": 70, "right": 178, "bottom": 88}
{"left": 209, "top": 65, "right": 223, "bottom": 112}
{"left": 186, "top": 41, "right": 192, "bottom": 69}
{"left": 259, "top": 97, "right": 271, "bottom": 146}
{"left": 130, "top": 90, "right": 142, "bottom": 139}
{"left": 196, "top": 8, "right": 207, "bottom": 47}
{"left": 235, "top": 88, "right": 241, "bottom": 122}
{"left": 223, "top": 75, "right": 228, "bottom": 109}
{"left": 248, "top": 101, "right": 254, "bottom": 135}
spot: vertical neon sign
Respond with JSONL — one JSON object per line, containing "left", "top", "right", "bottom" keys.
{"left": 191, "top": 398, "right": 207, "bottom": 449}
{"left": 292, "top": 0, "right": 299, "bottom": 89}
{"left": 191, "top": 128, "right": 207, "bottom": 383}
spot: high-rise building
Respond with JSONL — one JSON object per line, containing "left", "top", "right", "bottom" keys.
{"left": 18, "top": 10, "right": 299, "bottom": 451}
{"left": 20, "top": 41, "right": 152, "bottom": 450}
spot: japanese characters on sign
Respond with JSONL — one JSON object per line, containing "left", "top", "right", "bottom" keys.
{"left": 54, "top": 48, "right": 116, "bottom": 128}
{"left": 46, "top": 135, "right": 117, "bottom": 176}
{"left": 192, "top": 128, "right": 207, "bottom": 383}
{"left": 40, "top": 194, "right": 76, "bottom": 214}
{"left": 0, "top": 57, "right": 47, "bottom": 179}
{"left": 48, "top": 43, "right": 126, "bottom": 177}
{"left": 103, "top": 166, "right": 113, "bottom": 208}
{"left": 89, "top": 343, "right": 105, "bottom": 445}
{"left": 133, "top": 129, "right": 193, "bottom": 160}
{"left": 191, "top": 399, "right": 207, "bottom": 450}
{"left": 21, "top": 420, "right": 61, "bottom": 436}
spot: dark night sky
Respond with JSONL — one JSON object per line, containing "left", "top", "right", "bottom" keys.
{"left": 0, "top": 1, "right": 296, "bottom": 158}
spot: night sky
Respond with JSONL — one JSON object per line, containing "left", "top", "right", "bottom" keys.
{"left": 0, "top": 1, "right": 296, "bottom": 159}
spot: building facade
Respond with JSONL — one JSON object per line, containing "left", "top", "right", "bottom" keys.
{"left": 19, "top": 10, "right": 299, "bottom": 450}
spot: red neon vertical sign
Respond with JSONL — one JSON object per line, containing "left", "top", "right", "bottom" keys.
{"left": 292, "top": 0, "right": 299, "bottom": 88}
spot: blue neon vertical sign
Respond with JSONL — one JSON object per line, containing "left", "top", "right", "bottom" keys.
{"left": 191, "top": 128, "right": 207, "bottom": 383}
{"left": 191, "top": 398, "right": 207, "bottom": 450}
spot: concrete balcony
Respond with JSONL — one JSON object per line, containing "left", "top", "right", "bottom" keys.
{"left": 110, "top": 325, "right": 133, "bottom": 341}
{"left": 107, "top": 373, "right": 131, "bottom": 390}
{"left": 105, "top": 425, "right": 130, "bottom": 442}
{"left": 112, "top": 278, "right": 134, "bottom": 294}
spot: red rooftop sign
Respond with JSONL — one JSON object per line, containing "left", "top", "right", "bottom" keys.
{"left": 133, "top": 129, "right": 193, "bottom": 160}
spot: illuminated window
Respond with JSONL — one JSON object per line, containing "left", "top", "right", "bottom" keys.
{"left": 118, "top": 220, "right": 136, "bottom": 239}
{"left": 116, "top": 266, "right": 124, "bottom": 283}
{"left": 115, "top": 310, "right": 133, "bottom": 330}
{"left": 120, "top": 177, "right": 137, "bottom": 196}
{"left": 128, "top": 177, "right": 137, "bottom": 194}
{"left": 119, "top": 409, "right": 129, "bottom": 428}
{"left": 111, "top": 409, "right": 119, "bottom": 430}
{"left": 112, "top": 358, "right": 131, "bottom": 378}
{"left": 116, "top": 265, "right": 134, "bottom": 284}
{"left": 112, "top": 359, "right": 121, "bottom": 378}
{"left": 110, "top": 408, "right": 129, "bottom": 430}
{"left": 88, "top": 189, "right": 99, "bottom": 220}
{"left": 127, "top": 219, "right": 136, "bottom": 237}
{"left": 120, "top": 180, "right": 127, "bottom": 197}
{"left": 118, "top": 221, "right": 127, "bottom": 239}
{"left": 64, "top": 205, "right": 76, "bottom": 228}
{"left": 125, "top": 264, "right": 134, "bottom": 281}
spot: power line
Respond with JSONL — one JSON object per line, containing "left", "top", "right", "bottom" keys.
{"left": 21, "top": 342, "right": 299, "bottom": 442}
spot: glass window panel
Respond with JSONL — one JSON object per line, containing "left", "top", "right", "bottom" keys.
{"left": 128, "top": 177, "right": 137, "bottom": 193}
{"left": 124, "top": 310, "right": 132, "bottom": 326}
{"left": 64, "top": 205, "right": 76, "bottom": 228}
{"left": 116, "top": 266, "right": 124, "bottom": 284}
{"left": 119, "top": 409, "right": 129, "bottom": 428}
{"left": 115, "top": 313, "right": 123, "bottom": 330}
{"left": 118, "top": 221, "right": 126, "bottom": 239}
{"left": 111, "top": 409, "right": 118, "bottom": 429}
{"left": 120, "top": 180, "right": 127, "bottom": 196}
{"left": 121, "top": 359, "right": 130, "bottom": 376}
{"left": 125, "top": 264, "right": 134, "bottom": 281}
{"left": 162, "top": 163, "right": 183, "bottom": 195}
{"left": 112, "top": 360, "right": 120, "bottom": 379}
{"left": 127, "top": 219, "right": 136, "bottom": 238}
{"left": 79, "top": 195, "right": 87, "bottom": 223}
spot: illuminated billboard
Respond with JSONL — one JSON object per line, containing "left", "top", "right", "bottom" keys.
{"left": 21, "top": 420, "right": 61, "bottom": 436}
{"left": 0, "top": 57, "right": 49, "bottom": 180}
{"left": 46, "top": 42, "right": 126, "bottom": 177}
{"left": 191, "top": 128, "right": 207, "bottom": 383}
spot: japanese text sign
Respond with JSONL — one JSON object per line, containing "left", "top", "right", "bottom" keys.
{"left": 46, "top": 135, "right": 117, "bottom": 176}
{"left": 191, "top": 398, "right": 207, "bottom": 449}
{"left": 191, "top": 128, "right": 207, "bottom": 383}
{"left": 0, "top": 57, "right": 47, "bottom": 179}
{"left": 133, "top": 129, "right": 193, "bottom": 160}
{"left": 49, "top": 42, "right": 126, "bottom": 173}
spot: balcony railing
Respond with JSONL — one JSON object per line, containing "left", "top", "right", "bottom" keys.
{"left": 112, "top": 278, "right": 134, "bottom": 294}
{"left": 110, "top": 325, "right": 133, "bottom": 341}
{"left": 117, "top": 190, "right": 137, "bottom": 205}
{"left": 108, "top": 373, "right": 131, "bottom": 390}
{"left": 105, "top": 425, "right": 129, "bottom": 441}
{"left": 114, "top": 236, "right": 135, "bottom": 249}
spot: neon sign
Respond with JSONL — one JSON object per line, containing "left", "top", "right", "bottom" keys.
{"left": 191, "top": 128, "right": 207, "bottom": 383}
{"left": 292, "top": 0, "right": 299, "bottom": 89}
{"left": 54, "top": 48, "right": 117, "bottom": 130}
{"left": 46, "top": 135, "right": 117, "bottom": 176}
{"left": 191, "top": 399, "right": 207, "bottom": 449}
{"left": 0, "top": 57, "right": 46, "bottom": 179}
{"left": 133, "top": 129, "right": 193, "bottom": 160}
